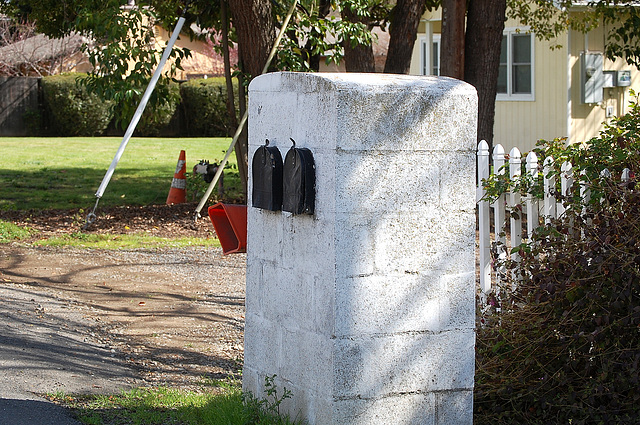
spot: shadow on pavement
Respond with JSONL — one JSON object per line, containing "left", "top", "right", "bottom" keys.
{"left": 0, "top": 398, "right": 80, "bottom": 425}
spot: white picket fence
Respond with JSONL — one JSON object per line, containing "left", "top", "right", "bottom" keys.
{"left": 476, "top": 140, "right": 631, "bottom": 293}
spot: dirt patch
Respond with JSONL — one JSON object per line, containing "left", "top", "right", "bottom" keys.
{"left": 0, "top": 204, "right": 246, "bottom": 391}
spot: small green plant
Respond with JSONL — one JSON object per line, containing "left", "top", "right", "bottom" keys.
{"left": 47, "top": 377, "right": 303, "bottom": 425}
{"left": 0, "top": 220, "right": 34, "bottom": 243}
{"left": 187, "top": 158, "right": 239, "bottom": 203}
{"left": 246, "top": 375, "right": 293, "bottom": 418}
{"left": 187, "top": 171, "right": 211, "bottom": 203}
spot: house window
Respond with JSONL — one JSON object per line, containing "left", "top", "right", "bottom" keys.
{"left": 497, "top": 30, "right": 534, "bottom": 101}
{"left": 420, "top": 35, "right": 440, "bottom": 76}
{"left": 431, "top": 35, "right": 440, "bottom": 76}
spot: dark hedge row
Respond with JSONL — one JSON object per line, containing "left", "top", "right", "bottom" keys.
{"left": 41, "top": 74, "right": 115, "bottom": 136}
{"left": 37, "top": 74, "right": 236, "bottom": 137}
{"left": 180, "top": 77, "right": 239, "bottom": 137}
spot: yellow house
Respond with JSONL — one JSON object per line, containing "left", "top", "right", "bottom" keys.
{"left": 409, "top": 9, "right": 640, "bottom": 153}
{"left": 152, "top": 24, "right": 236, "bottom": 80}
{"left": 119, "top": 2, "right": 234, "bottom": 81}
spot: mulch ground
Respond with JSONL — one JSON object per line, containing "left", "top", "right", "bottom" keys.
{"left": 1, "top": 203, "right": 217, "bottom": 240}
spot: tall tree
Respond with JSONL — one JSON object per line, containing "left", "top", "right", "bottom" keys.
{"left": 446, "top": 0, "right": 640, "bottom": 148}
{"left": 384, "top": 0, "right": 429, "bottom": 74}
{"left": 381, "top": 0, "right": 505, "bottom": 147}
{"left": 219, "top": 0, "right": 248, "bottom": 194}
{"left": 227, "top": 0, "right": 275, "bottom": 78}
{"left": 341, "top": 5, "right": 376, "bottom": 72}
{"left": 435, "top": 0, "right": 507, "bottom": 148}
{"left": 310, "top": 0, "right": 332, "bottom": 70}
{"left": 439, "top": 0, "right": 465, "bottom": 79}
{"left": 337, "top": 0, "right": 390, "bottom": 72}
{"left": 464, "top": 0, "right": 507, "bottom": 147}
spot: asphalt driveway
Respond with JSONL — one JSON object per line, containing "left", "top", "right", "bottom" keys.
{"left": 0, "top": 281, "right": 137, "bottom": 425}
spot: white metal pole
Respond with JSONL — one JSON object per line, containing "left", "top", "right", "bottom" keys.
{"left": 95, "top": 16, "right": 186, "bottom": 199}
{"left": 193, "top": 0, "right": 299, "bottom": 218}
{"left": 194, "top": 110, "right": 248, "bottom": 216}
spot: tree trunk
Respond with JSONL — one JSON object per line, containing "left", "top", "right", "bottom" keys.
{"left": 440, "top": 0, "right": 465, "bottom": 79}
{"left": 227, "top": 0, "right": 275, "bottom": 79}
{"left": 221, "top": 0, "right": 247, "bottom": 195}
{"left": 227, "top": 0, "right": 273, "bottom": 198}
{"left": 384, "top": 0, "right": 426, "bottom": 74}
{"left": 237, "top": 56, "right": 249, "bottom": 198}
{"left": 221, "top": 0, "right": 238, "bottom": 134}
{"left": 341, "top": 8, "right": 376, "bottom": 72}
{"left": 464, "top": 0, "right": 506, "bottom": 149}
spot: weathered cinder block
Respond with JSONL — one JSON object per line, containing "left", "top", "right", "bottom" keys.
{"left": 244, "top": 72, "right": 477, "bottom": 425}
{"left": 333, "top": 393, "right": 437, "bottom": 425}
{"left": 332, "top": 330, "right": 475, "bottom": 397}
{"left": 334, "top": 151, "right": 441, "bottom": 213}
{"left": 334, "top": 271, "right": 475, "bottom": 335}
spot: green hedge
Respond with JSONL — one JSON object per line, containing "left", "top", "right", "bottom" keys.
{"left": 133, "top": 81, "right": 181, "bottom": 137}
{"left": 40, "top": 74, "right": 237, "bottom": 137}
{"left": 41, "top": 74, "right": 114, "bottom": 136}
{"left": 180, "top": 77, "right": 239, "bottom": 137}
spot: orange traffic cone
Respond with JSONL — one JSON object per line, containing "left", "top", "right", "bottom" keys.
{"left": 166, "top": 150, "right": 186, "bottom": 205}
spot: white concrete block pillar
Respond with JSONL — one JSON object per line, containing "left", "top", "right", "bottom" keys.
{"left": 244, "top": 72, "right": 477, "bottom": 425}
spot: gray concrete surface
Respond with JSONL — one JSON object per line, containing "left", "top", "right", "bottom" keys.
{"left": 0, "top": 282, "right": 138, "bottom": 425}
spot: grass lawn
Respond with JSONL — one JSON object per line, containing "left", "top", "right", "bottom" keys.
{"left": 47, "top": 379, "right": 302, "bottom": 425}
{"left": 0, "top": 137, "right": 241, "bottom": 211}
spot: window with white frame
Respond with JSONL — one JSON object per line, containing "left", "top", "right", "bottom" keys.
{"left": 431, "top": 35, "right": 440, "bottom": 76}
{"left": 497, "top": 30, "right": 534, "bottom": 101}
{"left": 419, "top": 34, "right": 441, "bottom": 76}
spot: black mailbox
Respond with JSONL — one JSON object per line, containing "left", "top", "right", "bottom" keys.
{"left": 252, "top": 139, "right": 283, "bottom": 211}
{"left": 282, "top": 139, "right": 315, "bottom": 215}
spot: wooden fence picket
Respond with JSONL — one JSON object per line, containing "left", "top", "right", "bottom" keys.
{"left": 543, "top": 157, "right": 556, "bottom": 223}
{"left": 477, "top": 141, "right": 491, "bottom": 293}
{"left": 558, "top": 162, "right": 574, "bottom": 217}
{"left": 526, "top": 151, "right": 539, "bottom": 239}
{"left": 492, "top": 144, "right": 507, "bottom": 285}
{"left": 509, "top": 147, "right": 522, "bottom": 259}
